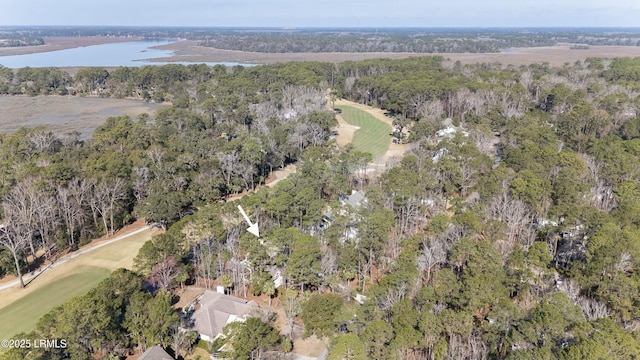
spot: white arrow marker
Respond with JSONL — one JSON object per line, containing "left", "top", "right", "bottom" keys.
{"left": 237, "top": 205, "right": 260, "bottom": 237}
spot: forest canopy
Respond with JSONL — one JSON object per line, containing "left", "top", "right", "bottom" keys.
{"left": 2, "top": 53, "right": 640, "bottom": 359}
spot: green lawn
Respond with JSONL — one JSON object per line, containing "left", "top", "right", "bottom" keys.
{"left": 0, "top": 227, "right": 153, "bottom": 341}
{"left": 337, "top": 105, "right": 392, "bottom": 159}
{"left": 0, "top": 266, "right": 110, "bottom": 340}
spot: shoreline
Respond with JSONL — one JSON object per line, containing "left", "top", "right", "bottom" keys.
{"left": 0, "top": 36, "right": 143, "bottom": 57}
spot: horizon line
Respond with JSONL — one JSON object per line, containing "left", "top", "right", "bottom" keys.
{"left": 2, "top": 25, "right": 640, "bottom": 30}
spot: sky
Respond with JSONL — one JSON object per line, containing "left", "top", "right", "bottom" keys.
{"left": 3, "top": 0, "right": 640, "bottom": 28}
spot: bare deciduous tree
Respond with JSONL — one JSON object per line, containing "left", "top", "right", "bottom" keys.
{"left": 57, "top": 186, "right": 76, "bottom": 248}
{"left": 0, "top": 205, "right": 30, "bottom": 288}
{"left": 488, "top": 191, "right": 535, "bottom": 254}
{"left": 150, "top": 254, "right": 180, "bottom": 290}
{"left": 288, "top": 123, "right": 327, "bottom": 151}
{"left": 190, "top": 239, "right": 217, "bottom": 289}
{"left": 282, "top": 289, "right": 301, "bottom": 340}
{"left": 28, "top": 129, "right": 58, "bottom": 153}
{"left": 577, "top": 296, "right": 610, "bottom": 321}
{"left": 170, "top": 328, "right": 197, "bottom": 359}
{"left": 379, "top": 282, "right": 408, "bottom": 312}
{"left": 33, "top": 190, "right": 59, "bottom": 258}
{"left": 417, "top": 236, "right": 448, "bottom": 285}
{"left": 131, "top": 166, "right": 150, "bottom": 204}
{"left": 460, "top": 161, "right": 478, "bottom": 197}
{"left": 319, "top": 244, "right": 337, "bottom": 288}
{"left": 146, "top": 146, "right": 166, "bottom": 174}
{"left": 408, "top": 93, "right": 429, "bottom": 119}
{"left": 92, "top": 177, "right": 127, "bottom": 236}
{"left": 3, "top": 178, "right": 42, "bottom": 260}
{"left": 615, "top": 252, "right": 634, "bottom": 274}
{"left": 217, "top": 151, "right": 239, "bottom": 189}
{"left": 580, "top": 153, "right": 618, "bottom": 212}
{"left": 280, "top": 85, "right": 326, "bottom": 122}
{"left": 416, "top": 99, "right": 445, "bottom": 121}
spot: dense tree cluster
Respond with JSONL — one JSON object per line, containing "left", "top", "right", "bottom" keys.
{"left": 0, "top": 37, "right": 44, "bottom": 47}
{"left": 221, "top": 317, "right": 289, "bottom": 360}
{"left": 196, "top": 31, "right": 558, "bottom": 54}
{"left": 0, "top": 62, "right": 337, "bottom": 285}
{"left": 322, "top": 56, "right": 640, "bottom": 359}
{"left": 195, "top": 29, "right": 640, "bottom": 53}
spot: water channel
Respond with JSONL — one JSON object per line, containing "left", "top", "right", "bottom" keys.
{"left": 0, "top": 40, "right": 253, "bottom": 68}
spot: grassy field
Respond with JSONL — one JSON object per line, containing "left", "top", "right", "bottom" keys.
{"left": 0, "top": 266, "right": 110, "bottom": 339}
{"left": 154, "top": 40, "right": 640, "bottom": 67}
{"left": 0, "top": 95, "right": 168, "bottom": 138}
{"left": 0, "top": 227, "right": 154, "bottom": 340}
{"left": 336, "top": 105, "right": 392, "bottom": 159}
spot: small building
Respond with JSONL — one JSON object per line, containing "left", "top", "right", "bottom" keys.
{"left": 354, "top": 293, "right": 369, "bottom": 305}
{"left": 435, "top": 118, "right": 469, "bottom": 143}
{"left": 273, "top": 269, "right": 284, "bottom": 288}
{"left": 191, "top": 291, "right": 258, "bottom": 342}
{"left": 138, "top": 345, "right": 174, "bottom": 360}
{"left": 340, "top": 190, "right": 367, "bottom": 209}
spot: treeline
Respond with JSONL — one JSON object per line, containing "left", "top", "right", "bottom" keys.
{"left": 0, "top": 61, "right": 336, "bottom": 99}
{"left": 0, "top": 26, "right": 168, "bottom": 39}
{"left": 0, "top": 37, "right": 44, "bottom": 47}
{"left": 3, "top": 26, "right": 640, "bottom": 53}
{"left": 334, "top": 56, "right": 640, "bottom": 139}
{"left": 197, "top": 32, "right": 559, "bottom": 53}
{"left": 192, "top": 28, "right": 640, "bottom": 53}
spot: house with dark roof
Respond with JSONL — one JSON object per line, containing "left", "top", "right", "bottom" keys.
{"left": 138, "top": 345, "right": 174, "bottom": 360}
{"left": 190, "top": 290, "right": 258, "bottom": 342}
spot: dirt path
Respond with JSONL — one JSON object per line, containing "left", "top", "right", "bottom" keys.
{"left": 265, "top": 164, "right": 297, "bottom": 188}
{"left": 223, "top": 163, "right": 298, "bottom": 203}
{"left": 334, "top": 113, "right": 360, "bottom": 146}
{"left": 0, "top": 223, "right": 152, "bottom": 292}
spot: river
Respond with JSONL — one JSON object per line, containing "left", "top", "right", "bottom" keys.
{"left": 0, "top": 40, "right": 254, "bottom": 68}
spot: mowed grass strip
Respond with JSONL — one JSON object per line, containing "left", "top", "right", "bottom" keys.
{"left": 336, "top": 105, "right": 391, "bottom": 159}
{"left": 0, "top": 227, "right": 154, "bottom": 340}
{"left": 0, "top": 266, "right": 110, "bottom": 340}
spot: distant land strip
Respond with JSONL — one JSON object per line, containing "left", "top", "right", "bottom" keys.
{"left": 3, "top": 36, "right": 640, "bottom": 67}
{"left": 0, "top": 36, "right": 142, "bottom": 57}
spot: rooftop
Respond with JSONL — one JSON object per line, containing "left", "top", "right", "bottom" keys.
{"left": 138, "top": 345, "right": 174, "bottom": 360}
{"left": 191, "top": 291, "right": 257, "bottom": 340}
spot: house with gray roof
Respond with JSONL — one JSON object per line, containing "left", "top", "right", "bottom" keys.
{"left": 190, "top": 290, "right": 258, "bottom": 342}
{"left": 138, "top": 345, "right": 174, "bottom": 360}
{"left": 341, "top": 190, "right": 367, "bottom": 209}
